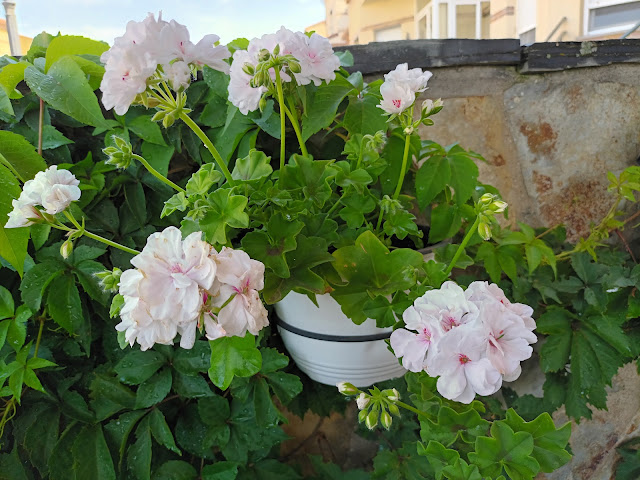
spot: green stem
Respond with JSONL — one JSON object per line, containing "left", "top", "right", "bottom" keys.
{"left": 179, "top": 112, "right": 235, "bottom": 186}
{"left": 375, "top": 207, "right": 385, "bottom": 233}
{"left": 33, "top": 317, "right": 45, "bottom": 358}
{"left": 356, "top": 139, "right": 365, "bottom": 170}
{"left": 63, "top": 211, "right": 141, "bottom": 256}
{"left": 324, "top": 195, "right": 344, "bottom": 220}
{"left": 283, "top": 100, "right": 308, "bottom": 156}
{"left": 444, "top": 216, "right": 480, "bottom": 276}
{"left": 274, "top": 69, "right": 287, "bottom": 169}
{"left": 393, "top": 131, "right": 412, "bottom": 200}
{"left": 132, "top": 154, "right": 184, "bottom": 193}
{"left": 395, "top": 401, "right": 432, "bottom": 419}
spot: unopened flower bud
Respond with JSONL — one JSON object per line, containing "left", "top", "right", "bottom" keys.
{"left": 95, "top": 267, "right": 123, "bottom": 293}
{"left": 258, "top": 95, "right": 267, "bottom": 112}
{"left": 356, "top": 392, "right": 370, "bottom": 410}
{"left": 422, "top": 98, "right": 444, "bottom": 117}
{"left": 478, "top": 221, "right": 492, "bottom": 241}
{"left": 490, "top": 200, "right": 508, "bottom": 213}
{"left": 242, "top": 62, "right": 255, "bottom": 76}
{"left": 272, "top": 44, "right": 280, "bottom": 56}
{"left": 151, "top": 110, "right": 167, "bottom": 123}
{"left": 386, "top": 388, "right": 400, "bottom": 402}
{"left": 403, "top": 126, "right": 414, "bottom": 135}
{"left": 387, "top": 403, "right": 400, "bottom": 417}
{"left": 358, "top": 409, "right": 368, "bottom": 423}
{"left": 479, "top": 193, "right": 495, "bottom": 207}
{"left": 380, "top": 410, "right": 393, "bottom": 430}
{"left": 365, "top": 409, "right": 378, "bottom": 430}
{"left": 337, "top": 381, "right": 359, "bottom": 396}
{"left": 60, "top": 239, "right": 73, "bottom": 259}
{"left": 103, "top": 136, "right": 133, "bottom": 169}
{"left": 162, "top": 111, "right": 177, "bottom": 129}
{"left": 288, "top": 60, "right": 301, "bottom": 74}
{"left": 258, "top": 48, "right": 270, "bottom": 62}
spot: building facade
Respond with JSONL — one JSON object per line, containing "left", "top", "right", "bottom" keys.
{"left": 307, "top": 0, "right": 640, "bottom": 45}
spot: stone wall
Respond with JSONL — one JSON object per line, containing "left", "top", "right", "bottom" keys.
{"left": 341, "top": 39, "right": 640, "bottom": 241}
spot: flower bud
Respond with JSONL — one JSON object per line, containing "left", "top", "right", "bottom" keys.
{"left": 258, "top": 48, "right": 270, "bottom": 62}
{"left": 242, "top": 62, "right": 255, "bottom": 76}
{"left": 258, "top": 95, "right": 267, "bottom": 112}
{"left": 490, "top": 200, "right": 508, "bottom": 213}
{"left": 385, "top": 388, "right": 400, "bottom": 402}
{"left": 151, "top": 110, "right": 167, "bottom": 122}
{"left": 272, "top": 44, "right": 281, "bottom": 56}
{"left": 356, "top": 392, "right": 370, "bottom": 410}
{"left": 95, "top": 267, "right": 123, "bottom": 293}
{"left": 358, "top": 409, "right": 368, "bottom": 424}
{"left": 103, "top": 136, "right": 133, "bottom": 169}
{"left": 60, "top": 239, "right": 73, "bottom": 259}
{"left": 478, "top": 221, "right": 492, "bottom": 241}
{"left": 162, "top": 111, "right": 176, "bottom": 129}
{"left": 365, "top": 409, "right": 378, "bottom": 430}
{"left": 380, "top": 410, "right": 393, "bottom": 430}
{"left": 288, "top": 60, "right": 301, "bottom": 74}
{"left": 403, "top": 126, "right": 414, "bottom": 135}
{"left": 337, "top": 381, "right": 359, "bottom": 396}
{"left": 479, "top": 193, "right": 495, "bottom": 207}
{"left": 387, "top": 402, "right": 400, "bottom": 417}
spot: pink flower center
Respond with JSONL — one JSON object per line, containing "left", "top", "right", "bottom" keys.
{"left": 458, "top": 354, "right": 470, "bottom": 365}
{"left": 418, "top": 327, "right": 432, "bottom": 344}
{"left": 442, "top": 315, "right": 459, "bottom": 332}
{"left": 232, "top": 277, "right": 252, "bottom": 295}
{"left": 392, "top": 99, "right": 402, "bottom": 108}
{"left": 170, "top": 264, "right": 184, "bottom": 274}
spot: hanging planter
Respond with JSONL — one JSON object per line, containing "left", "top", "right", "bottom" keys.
{"left": 274, "top": 292, "right": 407, "bottom": 387}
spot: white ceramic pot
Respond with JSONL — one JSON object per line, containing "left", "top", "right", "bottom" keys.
{"left": 274, "top": 292, "right": 407, "bottom": 387}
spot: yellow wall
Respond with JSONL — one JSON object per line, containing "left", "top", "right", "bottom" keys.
{"left": 535, "top": 0, "right": 582, "bottom": 42}
{"left": 0, "top": 19, "right": 31, "bottom": 56}
{"left": 306, "top": 21, "right": 328, "bottom": 37}
{"left": 490, "top": 0, "right": 517, "bottom": 39}
{"left": 348, "top": 0, "right": 415, "bottom": 44}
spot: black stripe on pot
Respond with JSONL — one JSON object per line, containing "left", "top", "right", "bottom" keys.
{"left": 276, "top": 319, "right": 392, "bottom": 342}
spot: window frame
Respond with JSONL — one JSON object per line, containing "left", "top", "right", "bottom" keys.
{"left": 583, "top": 0, "right": 640, "bottom": 36}
{"left": 431, "top": 0, "right": 485, "bottom": 39}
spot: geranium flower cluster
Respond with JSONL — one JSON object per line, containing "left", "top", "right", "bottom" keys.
{"left": 378, "top": 63, "right": 433, "bottom": 115}
{"left": 228, "top": 27, "right": 340, "bottom": 114}
{"left": 390, "top": 281, "right": 537, "bottom": 404}
{"left": 5, "top": 166, "right": 80, "bottom": 228}
{"left": 100, "top": 13, "right": 230, "bottom": 115}
{"left": 117, "top": 227, "right": 268, "bottom": 351}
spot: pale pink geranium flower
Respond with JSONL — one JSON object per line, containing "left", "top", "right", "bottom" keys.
{"left": 465, "top": 281, "right": 536, "bottom": 331}
{"left": 286, "top": 31, "right": 340, "bottom": 86}
{"left": 164, "top": 60, "right": 192, "bottom": 90}
{"left": 429, "top": 324, "right": 503, "bottom": 404}
{"left": 413, "top": 281, "right": 480, "bottom": 333}
{"left": 116, "top": 227, "right": 216, "bottom": 350}
{"left": 4, "top": 199, "right": 41, "bottom": 228}
{"left": 228, "top": 49, "right": 266, "bottom": 115}
{"left": 209, "top": 247, "right": 268, "bottom": 337}
{"left": 378, "top": 81, "right": 416, "bottom": 115}
{"left": 476, "top": 299, "right": 537, "bottom": 381}
{"left": 390, "top": 305, "right": 442, "bottom": 372}
{"left": 384, "top": 63, "right": 432, "bottom": 94}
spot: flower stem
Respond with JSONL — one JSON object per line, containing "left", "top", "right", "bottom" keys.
{"left": 274, "top": 69, "right": 287, "bottom": 169}
{"left": 132, "top": 154, "right": 185, "bottom": 193}
{"left": 179, "top": 112, "right": 235, "bottom": 186}
{"left": 444, "top": 216, "right": 480, "bottom": 276}
{"left": 62, "top": 211, "right": 141, "bottom": 256}
{"left": 33, "top": 316, "right": 45, "bottom": 358}
{"left": 395, "top": 400, "right": 432, "bottom": 419}
{"left": 284, "top": 99, "right": 308, "bottom": 156}
{"left": 393, "top": 131, "right": 412, "bottom": 200}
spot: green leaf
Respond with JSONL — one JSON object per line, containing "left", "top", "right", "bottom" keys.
{"left": 24, "top": 57, "right": 108, "bottom": 128}
{"left": 302, "top": 75, "right": 355, "bottom": 140}
{"left": 0, "top": 448, "right": 29, "bottom": 480}
{"left": 442, "top": 459, "right": 482, "bottom": 480}
{"left": 208, "top": 334, "right": 262, "bottom": 390}
{"left": 115, "top": 350, "right": 166, "bottom": 385}
{"left": 44, "top": 35, "right": 109, "bottom": 72}
{"left": 469, "top": 422, "right": 539, "bottom": 480}
{"left": 201, "top": 462, "right": 238, "bottom": 480}
{"left": 173, "top": 340, "right": 211, "bottom": 375}
{"left": 135, "top": 367, "right": 172, "bottom": 408}
{"left": 0, "top": 163, "right": 29, "bottom": 276}
{"left": 6, "top": 304, "right": 30, "bottom": 351}
{"left": 23, "top": 403, "right": 60, "bottom": 477}
{"left": 153, "top": 461, "right": 197, "bottom": 480}
{"left": 125, "top": 182, "right": 147, "bottom": 226}
{"left": 279, "top": 154, "right": 338, "bottom": 208}
{"left": 49, "top": 423, "right": 82, "bottom": 480}
{"left": 128, "top": 115, "right": 166, "bottom": 145}
{"left": 20, "top": 259, "right": 64, "bottom": 311}
{"left": 149, "top": 408, "right": 181, "bottom": 455}
{"left": 203, "top": 66, "right": 230, "bottom": 98}
{"left": 161, "top": 192, "right": 189, "bottom": 218}
{"left": 0, "top": 285, "right": 13, "bottom": 319}
{"left": 172, "top": 370, "right": 214, "bottom": 398}
{"left": 0, "top": 86, "right": 13, "bottom": 116}
{"left": 127, "top": 417, "right": 152, "bottom": 480}
{"left": 175, "top": 402, "right": 224, "bottom": 459}
{"left": 141, "top": 142, "right": 174, "bottom": 177}
{"left": 26, "top": 32, "right": 54, "bottom": 62}
{"left": 199, "top": 188, "right": 249, "bottom": 245}
{"left": 416, "top": 155, "right": 451, "bottom": 209}
{"left": 104, "top": 410, "right": 147, "bottom": 468}
{"left": 503, "top": 409, "right": 571, "bottom": 473}
{"left": 231, "top": 149, "right": 273, "bottom": 183}
{"left": 186, "top": 163, "right": 222, "bottom": 197}
{"left": 47, "top": 274, "right": 84, "bottom": 335}
{"left": 428, "top": 203, "right": 461, "bottom": 243}
{"left": 72, "top": 424, "right": 117, "bottom": 480}
{"left": 342, "top": 93, "right": 388, "bottom": 136}
{"left": 419, "top": 441, "right": 460, "bottom": 480}
{"left": 373, "top": 442, "right": 433, "bottom": 480}
{"left": 536, "top": 308, "right": 572, "bottom": 373}
{"left": 420, "top": 406, "right": 490, "bottom": 447}
{"left": 213, "top": 106, "right": 254, "bottom": 162}
{"left": 0, "top": 62, "right": 28, "bottom": 99}
{"left": 74, "top": 259, "right": 110, "bottom": 305}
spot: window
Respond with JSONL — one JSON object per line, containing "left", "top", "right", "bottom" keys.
{"left": 374, "top": 25, "right": 404, "bottom": 42}
{"left": 584, "top": 0, "right": 640, "bottom": 36}
{"left": 517, "top": 0, "right": 537, "bottom": 43}
{"left": 519, "top": 28, "right": 536, "bottom": 45}
{"left": 430, "top": 0, "right": 490, "bottom": 39}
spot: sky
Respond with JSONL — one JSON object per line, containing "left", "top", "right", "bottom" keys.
{"left": 13, "top": 0, "right": 326, "bottom": 45}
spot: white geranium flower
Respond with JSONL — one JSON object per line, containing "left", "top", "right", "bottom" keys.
{"left": 164, "top": 60, "right": 192, "bottom": 91}
{"left": 378, "top": 81, "right": 415, "bottom": 115}
{"left": 183, "top": 34, "right": 230, "bottom": 73}
{"left": 356, "top": 392, "right": 370, "bottom": 410}
{"left": 429, "top": 324, "right": 502, "bottom": 404}
{"left": 286, "top": 30, "right": 339, "bottom": 86}
{"left": 209, "top": 247, "right": 268, "bottom": 336}
{"left": 384, "top": 63, "right": 432, "bottom": 94}
{"left": 413, "top": 281, "right": 480, "bottom": 333}
{"left": 390, "top": 306, "right": 442, "bottom": 372}
{"left": 4, "top": 199, "right": 41, "bottom": 228}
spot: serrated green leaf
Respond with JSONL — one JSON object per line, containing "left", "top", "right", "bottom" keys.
{"left": 416, "top": 155, "right": 452, "bottom": 209}
{"left": 44, "top": 35, "right": 109, "bottom": 72}
{"left": 115, "top": 350, "right": 166, "bottom": 385}
{"left": 342, "top": 93, "right": 388, "bottom": 136}
{"left": 47, "top": 274, "right": 84, "bottom": 335}
{"left": 128, "top": 114, "right": 166, "bottom": 145}
{"left": 126, "top": 417, "right": 152, "bottom": 480}
{"left": 301, "top": 75, "right": 355, "bottom": 140}
{"left": 418, "top": 440, "right": 460, "bottom": 480}
{"left": 153, "top": 461, "right": 197, "bottom": 480}
{"left": 72, "top": 424, "right": 117, "bottom": 480}
{"left": 208, "top": 334, "right": 262, "bottom": 390}
{"left": 231, "top": 149, "right": 273, "bottom": 183}
{"left": 199, "top": 188, "right": 249, "bottom": 245}
{"left": 0, "top": 285, "right": 13, "bottom": 319}
{"left": 201, "top": 461, "right": 238, "bottom": 480}
{"left": 149, "top": 408, "right": 180, "bottom": 455}
{"left": 135, "top": 367, "right": 172, "bottom": 408}
{"left": 186, "top": 163, "right": 223, "bottom": 197}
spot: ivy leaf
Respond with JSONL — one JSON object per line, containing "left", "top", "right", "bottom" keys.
{"left": 416, "top": 155, "right": 451, "bottom": 209}
{"left": 154, "top": 461, "right": 197, "bottom": 480}
{"left": 372, "top": 442, "right": 433, "bottom": 480}
{"left": 301, "top": 75, "right": 355, "bottom": 140}
{"left": 420, "top": 406, "right": 490, "bottom": 447}
{"left": 442, "top": 459, "right": 482, "bottom": 480}
{"left": 231, "top": 149, "right": 273, "bottom": 184}
{"left": 342, "top": 93, "right": 388, "bottom": 136}
{"left": 503, "top": 409, "right": 571, "bottom": 473}
{"left": 335, "top": 161, "right": 373, "bottom": 194}
{"left": 417, "top": 441, "right": 459, "bottom": 480}
{"left": 149, "top": 408, "right": 181, "bottom": 455}
{"left": 242, "top": 213, "right": 304, "bottom": 278}
{"left": 161, "top": 192, "right": 189, "bottom": 218}
{"left": 339, "top": 191, "right": 376, "bottom": 229}
{"left": 47, "top": 274, "right": 84, "bottom": 336}
{"left": 186, "top": 163, "right": 223, "bottom": 197}
{"left": 279, "top": 154, "right": 338, "bottom": 208}
{"left": 208, "top": 334, "right": 262, "bottom": 390}
{"left": 362, "top": 296, "right": 397, "bottom": 328}
{"left": 469, "top": 422, "right": 539, "bottom": 480}
{"left": 199, "top": 188, "right": 249, "bottom": 245}
{"left": 71, "top": 424, "right": 117, "bottom": 480}
{"left": 201, "top": 462, "right": 238, "bottom": 480}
